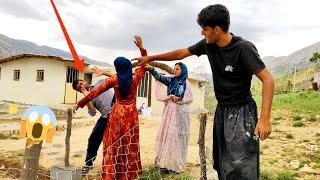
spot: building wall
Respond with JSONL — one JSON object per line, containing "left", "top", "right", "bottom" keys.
{"left": 76, "top": 67, "right": 115, "bottom": 101}
{"left": 148, "top": 68, "right": 206, "bottom": 116}
{"left": 0, "top": 58, "right": 67, "bottom": 105}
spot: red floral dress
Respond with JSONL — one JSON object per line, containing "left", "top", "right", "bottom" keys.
{"left": 77, "top": 49, "right": 147, "bottom": 180}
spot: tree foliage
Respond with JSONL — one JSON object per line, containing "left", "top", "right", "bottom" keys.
{"left": 309, "top": 52, "right": 320, "bottom": 63}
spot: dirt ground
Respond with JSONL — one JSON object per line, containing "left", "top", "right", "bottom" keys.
{"left": 0, "top": 111, "right": 214, "bottom": 179}
{"left": 0, "top": 102, "right": 320, "bottom": 179}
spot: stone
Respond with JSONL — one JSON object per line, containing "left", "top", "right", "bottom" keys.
{"left": 207, "top": 168, "right": 219, "bottom": 180}
{"left": 288, "top": 160, "right": 300, "bottom": 169}
{"left": 298, "top": 164, "right": 316, "bottom": 176}
{"left": 50, "top": 164, "right": 81, "bottom": 180}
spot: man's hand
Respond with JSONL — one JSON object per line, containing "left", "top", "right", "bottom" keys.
{"left": 73, "top": 104, "right": 79, "bottom": 114}
{"left": 132, "top": 56, "right": 151, "bottom": 66}
{"left": 254, "top": 117, "right": 272, "bottom": 141}
{"left": 134, "top": 35, "right": 144, "bottom": 49}
{"left": 91, "top": 66, "right": 104, "bottom": 77}
{"left": 144, "top": 63, "right": 154, "bottom": 71}
{"left": 80, "top": 86, "right": 90, "bottom": 96}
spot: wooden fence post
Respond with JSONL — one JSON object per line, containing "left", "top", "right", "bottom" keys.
{"left": 198, "top": 112, "right": 207, "bottom": 180}
{"left": 20, "top": 140, "right": 43, "bottom": 180}
{"left": 64, "top": 108, "right": 72, "bottom": 167}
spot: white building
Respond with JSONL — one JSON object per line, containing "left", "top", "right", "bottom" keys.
{"left": 0, "top": 54, "right": 207, "bottom": 115}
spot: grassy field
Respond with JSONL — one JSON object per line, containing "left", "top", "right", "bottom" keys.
{"left": 253, "top": 90, "right": 320, "bottom": 117}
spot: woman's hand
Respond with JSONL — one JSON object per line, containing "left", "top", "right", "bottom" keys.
{"left": 134, "top": 36, "right": 144, "bottom": 49}
{"left": 91, "top": 66, "right": 104, "bottom": 77}
{"left": 144, "top": 63, "right": 154, "bottom": 71}
{"left": 170, "top": 95, "right": 180, "bottom": 103}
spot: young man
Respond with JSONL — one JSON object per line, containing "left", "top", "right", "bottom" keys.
{"left": 133, "top": 4, "right": 274, "bottom": 180}
{"left": 72, "top": 76, "right": 114, "bottom": 173}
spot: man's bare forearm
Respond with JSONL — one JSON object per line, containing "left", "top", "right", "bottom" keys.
{"left": 260, "top": 75, "right": 274, "bottom": 120}
{"left": 86, "top": 101, "right": 95, "bottom": 111}
{"left": 148, "top": 49, "right": 192, "bottom": 61}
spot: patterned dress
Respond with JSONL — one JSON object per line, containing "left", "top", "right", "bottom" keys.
{"left": 77, "top": 50, "right": 147, "bottom": 180}
{"left": 152, "top": 73, "right": 193, "bottom": 173}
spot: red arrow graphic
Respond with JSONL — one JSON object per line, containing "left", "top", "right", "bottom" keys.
{"left": 50, "top": 0, "right": 84, "bottom": 72}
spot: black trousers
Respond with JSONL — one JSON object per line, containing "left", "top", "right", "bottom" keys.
{"left": 213, "top": 102, "right": 260, "bottom": 180}
{"left": 85, "top": 115, "right": 109, "bottom": 166}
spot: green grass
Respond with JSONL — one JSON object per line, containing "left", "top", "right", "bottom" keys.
{"left": 254, "top": 91, "right": 320, "bottom": 116}
{"left": 277, "top": 171, "right": 296, "bottom": 180}
{"left": 285, "top": 133, "right": 294, "bottom": 139}
{"left": 261, "top": 144, "right": 269, "bottom": 150}
{"left": 293, "top": 121, "right": 304, "bottom": 127}
{"left": 268, "top": 159, "right": 278, "bottom": 165}
{"left": 299, "top": 160, "right": 311, "bottom": 168}
{"left": 139, "top": 167, "right": 193, "bottom": 180}
{"left": 204, "top": 86, "right": 217, "bottom": 115}
{"left": 308, "top": 115, "right": 317, "bottom": 122}
{"left": 260, "top": 170, "right": 275, "bottom": 180}
{"left": 273, "top": 116, "right": 283, "bottom": 120}
{"left": 260, "top": 170, "right": 296, "bottom": 180}
{"left": 292, "top": 115, "right": 302, "bottom": 121}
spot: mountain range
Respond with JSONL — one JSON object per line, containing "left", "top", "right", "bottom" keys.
{"left": 0, "top": 34, "right": 112, "bottom": 67}
{"left": 1, "top": 33, "right": 320, "bottom": 75}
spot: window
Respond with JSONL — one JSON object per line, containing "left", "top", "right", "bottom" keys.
{"left": 36, "top": 70, "right": 44, "bottom": 81}
{"left": 84, "top": 73, "right": 92, "bottom": 85}
{"left": 14, "top": 70, "right": 20, "bottom": 81}
{"left": 137, "top": 72, "right": 149, "bottom": 98}
{"left": 66, "top": 67, "right": 79, "bottom": 83}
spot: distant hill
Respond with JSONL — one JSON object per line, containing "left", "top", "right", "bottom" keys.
{"left": 0, "top": 34, "right": 112, "bottom": 67}
{"left": 262, "top": 42, "right": 320, "bottom": 75}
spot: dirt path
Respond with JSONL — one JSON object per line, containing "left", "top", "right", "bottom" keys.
{"left": 0, "top": 114, "right": 214, "bottom": 179}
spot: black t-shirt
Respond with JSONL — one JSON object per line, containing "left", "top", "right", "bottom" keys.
{"left": 188, "top": 34, "right": 265, "bottom": 105}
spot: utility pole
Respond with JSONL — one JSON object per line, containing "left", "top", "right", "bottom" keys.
{"left": 293, "top": 66, "right": 297, "bottom": 92}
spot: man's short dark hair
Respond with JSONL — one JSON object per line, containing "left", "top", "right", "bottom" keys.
{"left": 72, "top": 79, "right": 83, "bottom": 91}
{"left": 197, "top": 4, "right": 230, "bottom": 32}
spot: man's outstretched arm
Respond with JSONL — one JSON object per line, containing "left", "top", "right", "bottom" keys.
{"left": 132, "top": 48, "right": 192, "bottom": 66}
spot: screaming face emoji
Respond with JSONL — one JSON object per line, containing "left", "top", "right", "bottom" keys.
{"left": 20, "top": 106, "right": 57, "bottom": 147}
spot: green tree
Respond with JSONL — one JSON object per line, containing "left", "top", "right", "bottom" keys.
{"left": 309, "top": 52, "right": 320, "bottom": 63}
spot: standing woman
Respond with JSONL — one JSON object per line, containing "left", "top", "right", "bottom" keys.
{"left": 74, "top": 36, "right": 147, "bottom": 180}
{"left": 146, "top": 62, "right": 193, "bottom": 174}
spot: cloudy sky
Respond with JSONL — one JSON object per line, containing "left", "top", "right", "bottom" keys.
{"left": 1, "top": 0, "right": 320, "bottom": 72}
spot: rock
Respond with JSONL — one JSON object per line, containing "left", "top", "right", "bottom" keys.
{"left": 303, "top": 174, "right": 316, "bottom": 180}
{"left": 207, "top": 168, "right": 219, "bottom": 180}
{"left": 50, "top": 164, "right": 81, "bottom": 180}
{"left": 0, "top": 165, "right": 5, "bottom": 170}
{"left": 1, "top": 130, "right": 11, "bottom": 137}
{"left": 298, "top": 164, "right": 315, "bottom": 176}
{"left": 288, "top": 160, "right": 300, "bottom": 169}
{"left": 302, "top": 144, "right": 318, "bottom": 151}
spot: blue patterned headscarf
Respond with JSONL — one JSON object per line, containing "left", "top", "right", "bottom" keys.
{"left": 114, "top": 57, "right": 132, "bottom": 99}
{"left": 168, "top": 62, "right": 188, "bottom": 100}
